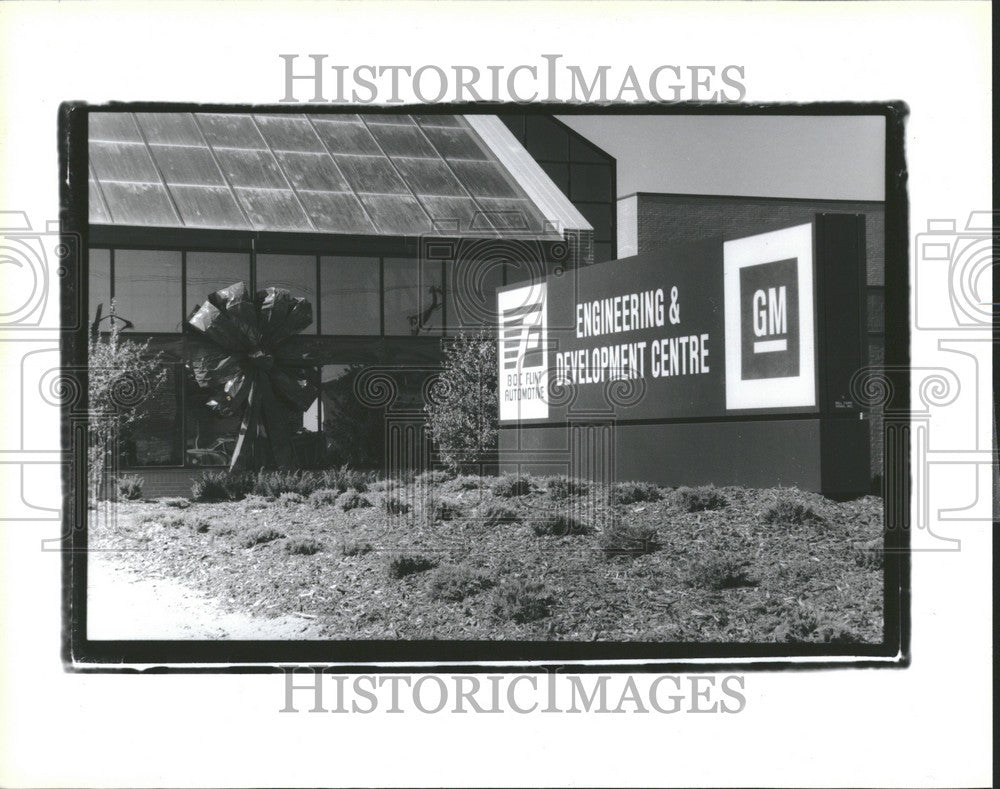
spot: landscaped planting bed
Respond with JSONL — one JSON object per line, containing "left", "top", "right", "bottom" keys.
{"left": 90, "top": 474, "right": 884, "bottom": 642}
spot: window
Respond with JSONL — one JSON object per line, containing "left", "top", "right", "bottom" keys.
{"left": 186, "top": 251, "right": 251, "bottom": 319}
{"left": 88, "top": 248, "right": 111, "bottom": 329}
{"left": 183, "top": 368, "right": 321, "bottom": 469}
{"left": 184, "top": 374, "right": 241, "bottom": 469}
{"left": 320, "top": 364, "right": 384, "bottom": 468}
{"left": 444, "top": 258, "right": 504, "bottom": 334}
{"left": 384, "top": 258, "right": 444, "bottom": 336}
{"left": 319, "top": 256, "right": 380, "bottom": 335}
{"left": 256, "top": 253, "right": 317, "bottom": 332}
{"left": 124, "top": 364, "right": 184, "bottom": 466}
{"left": 113, "top": 249, "right": 182, "bottom": 331}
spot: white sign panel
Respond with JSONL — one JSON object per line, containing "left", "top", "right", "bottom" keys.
{"left": 498, "top": 282, "right": 549, "bottom": 422}
{"left": 723, "top": 223, "right": 817, "bottom": 410}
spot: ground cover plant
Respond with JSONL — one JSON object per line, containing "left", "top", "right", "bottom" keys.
{"left": 489, "top": 579, "right": 553, "bottom": 623}
{"left": 338, "top": 490, "right": 371, "bottom": 511}
{"left": 674, "top": 485, "right": 727, "bottom": 512}
{"left": 427, "top": 564, "right": 495, "bottom": 602}
{"left": 387, "top": 553, "right": 438, "bottom": 579}
{"left": 530, "top": 512, "right": 591, "bottom": 537}
{"left": 610, "top": 480, "right": 662, "bottom": 505}
{"left": 598, "top": 521, "right": 659, "bottom": 557}
{"left": 116, "top": 474, "right": 145, "bottom": 501}
{"left": 191, "top": 467, "right": 376, "bottom": 502}
{"left": 91, "top": 476, "right": 884, "bottom": 642}
{"left": 546, "top": 476, "right": 589, "bottom": 499}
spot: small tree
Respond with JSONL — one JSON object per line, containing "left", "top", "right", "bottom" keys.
{"left": 424, "top": 332, "right": 498, "bottom": 472}
{"left": 88, "top": 301, "right": 167, "bottom": 498}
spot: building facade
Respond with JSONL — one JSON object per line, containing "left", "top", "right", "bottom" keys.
{"left": 88, "top": 111, "right": 615, "bottom": 494}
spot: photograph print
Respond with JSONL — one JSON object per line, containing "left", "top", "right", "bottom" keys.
{"left": 67, "top": 105, "right": 905, "bottom": 664}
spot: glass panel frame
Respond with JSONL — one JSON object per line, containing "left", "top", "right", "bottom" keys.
{"left": 112, "top": 249, "right": 183, "bottom": 332}
{"left": 256, "top": 253, "right": 318, "bottom": 333}
{"left": 383, "top": 257, "right": 445, "bottom": 337}
{"left": 319, "top": 256, "right": 381, "bottom": 336}
{"left": 185, "top": 251, "right": 252, "bottom": 320}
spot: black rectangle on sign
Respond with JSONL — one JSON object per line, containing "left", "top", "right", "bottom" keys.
{"left": 739, "top": 258, "right": 800, "bottom": 380}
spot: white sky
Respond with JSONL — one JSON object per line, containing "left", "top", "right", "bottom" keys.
{"left": 557, "top": 115, "right": 886, "bottom": 202}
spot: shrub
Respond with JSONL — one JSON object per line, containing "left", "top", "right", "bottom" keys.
{"left": 599, "top": 521, "right": 659, "bottom": 557}
{"left": 423, "top": 332, "right": 498, "bottom": 471}
{"left": 116, "top": 474, "right": 144, "bottom": 501}
{"left": 384, "top": 494, "right": 411, "bottom": 515}
{"left": 530, "top": 512, "right": 591, "bottom": 536}
{"left": 251, "top": 470, "right": 312, "bottom": 498}
{"left": 773, "top": 607, "right": 860, "bottom": 643}
{"left": 240, "top": 526, "right": 284, "bottom": 548}
{"left": 479, "top": 501, "right": 519, "bottom": 527}
{"left": 492, "top": 474, "right": 532, "bottom": 498}
{"left": 317, "top": 464, "right": 375, "bottom": 493}
{"left": 853, "top": 538, "right": 884, "bottom": 570}
{"left": 160, "top": 497, "right": 190, "bottom": 509}
{"left": 611, "top": 481, "right": 662, "bottom": 505}
{"left": 338, "top": 538, "right": 373, "bottom": 558}
{"left": 191, "top": 472, "right": 229, "bottom": 502}
{"left": 87, "top": 302, "right": 168, "bottom": 500}
{"left": 545, "top": 476, "right": 589, "bottom": 499}
{"left": 154, "top": 513, "right": 187, "bottom": 529}
{"left": 339, "top": 489, "right": 372, "bottom": 511}
{"left": 686, "top": 552, "right": 756, "bottom": 590}
{"left": 387, "top": 553, "right": 438, "bottom": 579}
{"left": 237, "top": 468, "right": 370, "bottom": 499}
{"left": 284, "top": 538, "right": 323, "bottom": 556}
{"left": 427, "top": 564, "right": 495, "bottom": 602}
{"left": 489, "top": 579, "right": 553, "bottom": 623}
{"left": 426, "top": 499, "right": 459, "bottom": 523}
{"left": 191, "top": 470, "right": 247, "bottom": 502}
{"left": 675, "top": 485, "right": 727, "bottom": 512}
{"left": 277, "top": 492, "right": 306, "bottom": 507}
{"left": 308, "top": 488, "right": 341, "bottom": 507}
{"left": 763, "top": 499, "right": 824, "bottom": 526}
{"left": 415, "top": 469, "right": 452, "bottom": 485}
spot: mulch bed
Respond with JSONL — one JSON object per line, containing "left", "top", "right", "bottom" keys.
{"left": 90, "top": 477, "right": 884, "bottom": 642}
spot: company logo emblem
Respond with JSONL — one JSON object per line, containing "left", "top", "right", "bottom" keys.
{"left": 498, "top": 283, "right": 548, "bottom": 422}
{"left": 739, "top": 258, "right": 800, "bottom": 379}
{"left": 501, "top": 299, "right": 545, "bottom": 371}
{"left": 723, "top": 223, "right": 816, "bottom": 410}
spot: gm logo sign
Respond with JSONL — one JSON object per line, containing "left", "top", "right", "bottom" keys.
{"left": 739, "top": 258, "right": 800, "bottom": 379}
{"left": 724, "top": 223, "right": 816, "bottom": 410}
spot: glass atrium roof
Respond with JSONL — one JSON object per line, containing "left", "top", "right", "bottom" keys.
{"left": 88, "top": 112, "right": 590, "bottom": 239}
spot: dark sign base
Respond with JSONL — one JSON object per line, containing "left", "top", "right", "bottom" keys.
{"left": 499, "top": 416, "right": 871, "bottom": 500}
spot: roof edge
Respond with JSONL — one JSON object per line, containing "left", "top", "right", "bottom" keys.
{"left": 617, "top": 191, "right": 886, "bottom": 206}
{"left": 465, "top": 115, "right": 593, "bottom": 235}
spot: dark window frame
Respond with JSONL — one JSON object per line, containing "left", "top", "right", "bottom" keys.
{"left": 89, "top": 242, "right": 458, "bottom": 468}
